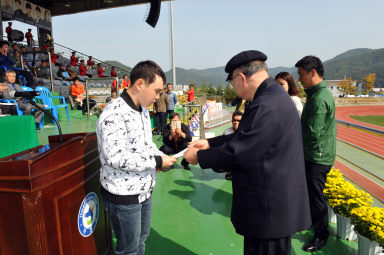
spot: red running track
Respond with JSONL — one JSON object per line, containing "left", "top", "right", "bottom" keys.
{"left": 336, "top": 105, "right": 384, "bottom": 131}
{"left": 337, "top": 125, "right": 384, "bottom": 157}
{"left": 335, "top": 160, "right": 384, "bottom": 202}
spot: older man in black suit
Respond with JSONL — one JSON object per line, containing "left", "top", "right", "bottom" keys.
{"left": 184, "top": 50, "right": 311, "bottom": 255}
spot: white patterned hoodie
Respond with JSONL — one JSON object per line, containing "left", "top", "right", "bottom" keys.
{"left": 96, "top": 90, "right": 164, "bottom": 203}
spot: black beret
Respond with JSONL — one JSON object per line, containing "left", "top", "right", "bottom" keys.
{"left": 225, "top": 50, "right": 267, "bottom": 81}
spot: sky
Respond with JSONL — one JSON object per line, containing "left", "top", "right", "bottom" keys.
{"left": 5, "top": 0, "right": 384, "bottom": 71}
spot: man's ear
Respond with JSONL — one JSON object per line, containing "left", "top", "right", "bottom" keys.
{"left": 134, "top": 78, "right": 145, "bottom": 91}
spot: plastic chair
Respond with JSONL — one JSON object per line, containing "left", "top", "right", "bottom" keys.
{"left": 20, "top": 86, "right": 45, "bottom": 129}
{"left": 0, "top": 99, "right": 23, "bottom": 115}
{"left": 35, "top": 86, "right": 70, "bottom": 122}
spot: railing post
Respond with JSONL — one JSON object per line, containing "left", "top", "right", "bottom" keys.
{"left": 47, "top": 52, "right": 54, "bottom": 92}
{"left": 85, "top": 79, "right": 90, "bottom": 120}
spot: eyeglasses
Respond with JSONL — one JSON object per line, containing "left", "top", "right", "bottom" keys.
{"left": 232, "top": 119, "right": 241, "bottom": 123}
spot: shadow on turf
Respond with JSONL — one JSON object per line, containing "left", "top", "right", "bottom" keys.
{"left": 146, "top": 228, "right": 198, "bottom": 255}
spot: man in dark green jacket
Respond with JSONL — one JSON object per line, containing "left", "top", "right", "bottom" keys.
{"left": 296, "top": 56, "right": 336, "bottom": 252}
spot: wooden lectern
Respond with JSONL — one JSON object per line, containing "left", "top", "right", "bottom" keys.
{"left": 0, "top": 133, "right": 113, "bottom": 255}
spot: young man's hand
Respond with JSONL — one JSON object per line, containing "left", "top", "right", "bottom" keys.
{"left": 161, "top": 155, "right": 177, "bottom": 171}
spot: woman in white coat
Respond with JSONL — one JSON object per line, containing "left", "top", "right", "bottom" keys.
{"left": 275, "top": 72, "right": 303, "bottom": 116}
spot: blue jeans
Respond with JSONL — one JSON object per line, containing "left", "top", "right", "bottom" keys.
{"left": 102, "top": 196, "right": 152, "bottom": 255}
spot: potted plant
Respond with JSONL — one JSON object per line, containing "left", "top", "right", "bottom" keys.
{"left": 351, "top": 206, "right": 384, "bottom": 255}
{"left": 327, "top": 180, "right": 373, "bottom": 240}
{"left": 324, "top": 168, "right": 344, "bottom": 224}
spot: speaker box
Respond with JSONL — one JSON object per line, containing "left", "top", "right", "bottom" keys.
{"left": 10, "top": 30, "right": 25, "bottom": 42}
{"left": 146, "top": 0, "right": 161, "bottom": 28}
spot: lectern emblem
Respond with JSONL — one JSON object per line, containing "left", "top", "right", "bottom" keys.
{"left": 78, "top": 192, "right": 99, "bottom": 237}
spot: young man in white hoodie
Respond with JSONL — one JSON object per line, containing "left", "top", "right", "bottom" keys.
{"left": 96, "top": 60, "right": 177, "bottom": 255}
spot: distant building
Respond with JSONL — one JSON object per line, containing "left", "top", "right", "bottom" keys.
{"left": 327, "top": 79, "right": 357, "bottom": 97}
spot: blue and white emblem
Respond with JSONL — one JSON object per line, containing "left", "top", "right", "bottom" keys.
{"left": 78, "top": 192, "right": 99, "bottom": 237}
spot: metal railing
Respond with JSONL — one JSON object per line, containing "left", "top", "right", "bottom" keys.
{"left": 85, "top": 77, "right": 117, "bottom": 119}
{"left": 336, "top": 119, "right": 384, "bottom": 136}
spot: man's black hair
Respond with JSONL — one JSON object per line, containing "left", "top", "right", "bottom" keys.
{"left": 130, "top": 60, "right": 166, "bottom": 86}
{"left": 26, "top": 3, "right": 32, "bottom": 9}
{"left": 295, "top": 56, "right": 324, "bottom": 78}
{"left": 0, "top": 41, "right": 9, "bottom": 47}
{"left": 232, "top": 110, "right": 243, "bottom": 119}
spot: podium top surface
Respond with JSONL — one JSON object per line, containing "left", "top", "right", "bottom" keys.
{"left": 0, "top": 132, "right": 99, "bottom": 193}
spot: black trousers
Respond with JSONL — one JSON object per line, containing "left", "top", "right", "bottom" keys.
{"left": 244, "top": 236, "right": 291, "bottom": 255}
{"left": 81, "top": 98, "right": 96, "bottom": 113}
{"left": 159, "top": 143, "right": 189, "bottom": 167}
{"left": 305, "top": 160, "right": 332, "bottom": 239}
{"left": 155, "top": 112, "right": 167, "bottom": 134}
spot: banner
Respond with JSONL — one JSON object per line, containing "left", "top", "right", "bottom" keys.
{"left": 1, "top": 0, "right": 52, "bottom": 31}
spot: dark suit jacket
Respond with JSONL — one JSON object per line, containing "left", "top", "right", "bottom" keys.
{"left": 198, "top": 77, "right": 311, "bottom": 239}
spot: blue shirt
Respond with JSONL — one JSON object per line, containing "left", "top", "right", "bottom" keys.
{"left": 0, "top": 53, "right": 16, "bottom": 70}
{"left": 165, "top": 91, "right": 177, "bottom": 110}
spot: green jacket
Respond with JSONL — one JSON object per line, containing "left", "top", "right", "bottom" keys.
{"left": 301, "top": 80, "right": 336, "bottom": 165}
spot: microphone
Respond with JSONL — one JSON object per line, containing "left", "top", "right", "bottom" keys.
{"left": 9, "top": 91, "right": 40, "bottom": 99}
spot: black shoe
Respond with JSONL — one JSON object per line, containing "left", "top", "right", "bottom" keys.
{"left": 303, "top": 237, "right": 327, "bottom": 252}
{"left": 225, "top": 172, "right": 232, "bottom": 180}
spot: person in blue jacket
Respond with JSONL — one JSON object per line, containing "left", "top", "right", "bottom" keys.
{"left": 0, "top": 41, "right": 36, "bottom": 88}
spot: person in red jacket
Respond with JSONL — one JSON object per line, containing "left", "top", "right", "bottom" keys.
{"left": 5, "top": 22, "right": 12, "bottom": 42}
{"left": 49, "top": 48, "right": 59, "bottom": 65}
{"left": 110, "top": 66, "right": 117, "bottom": 77}
{"left": 97, "top": 63, "right": 104, "bottom": 77}
{"left": 79, "top": 59, "right": 87, "bottom": 76}
{"left": 87, "top": 56, "right": 94, "bottom": 68}
{"left": 70, "top": 51, "right": 78, "bottom": 66}
{"left": 121, "top": 75, "right": 130, "bottom": 89}
{"left": 25, "top": 29, "right": 33, "bottom": 46}
{"left": 185, "top": 84, "right": 195, "bottom": 102}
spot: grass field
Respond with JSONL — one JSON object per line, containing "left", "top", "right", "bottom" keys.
{"left": 350, "top": 115, "right": 384, "bottom": 127}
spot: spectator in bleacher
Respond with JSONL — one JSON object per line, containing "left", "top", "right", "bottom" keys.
{"left": 111, "top": 76, "right": 118, "bottom": 94}
{"left": 160, "top": 112, "right": 192, "bottom": 170}
{"left": 153, "top": 88, "right": 169, "bottom": 135}
{"left": 110, "top": 66, "right": 117, "bottom": 77}
{"left": 49, "top": 48, "right": 59, "bottom": 66}
{"left": 185, "top": 84, "right": 195, "bottom": 102}
{"left": 0, "top": 41, "right": 36, "bottom": 88}
{"left": 25, "top": 29, "right": 33, "bottom": 47}
{"left": 70, "top": 51, "right": 78, "bottom": 66}
{"left": 20, "top": 45, "right": 27, "bottom": 54}
{"left": 42, "top": 41, "right": 52, "bottom": 52}
{"left": 87, "top": 56, "right": 95, "bottom": 68}
{"left": 275, "top": 71, "right": 303, "bottom": 116}
{"left": 79, "top": 59, "right": 87, "bottom": 76}
{"left": 222, "top": 110, "right": 243, "bottom": 180}
{"left": 97, "top": 63, "right": 104, "bottom": 77}
{"left": 66, "top": 65, "right": 77, "bottom": 80}
{"left": 25, "top": 47, "right": 42, "bottom": 68}
{"left": 70, "top": 77, "right": 96, "bottom": 114}
{"left": 1, "top": 69, "right": 45, "bottom": 129}
{"left": 56, "top": 64, "right": 70, "bottom": 80}
{"left": 12, "top": 50, "right": 22, "bottom": 68}
{"left": 10, "top": 43, "right": 20, "bottom": 56}
{"left": 121, "top": 75, "right": 130, "bottom": 90}
{"left": 165, "top": 83, "right": 177, "bottom": 116}
{"left": 5, "top": 22, "right": 12, "bottom": 42}
{"left": 35, "top": 60, "right": 50, "bottom": 79}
